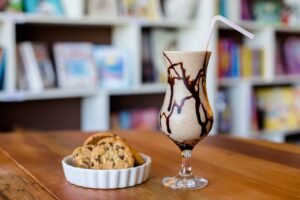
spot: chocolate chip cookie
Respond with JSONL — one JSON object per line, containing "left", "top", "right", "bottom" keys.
{"left": 118, "top": 137, "right": 145, "bottom": 166}
{"left": 128, "top": 145, "right": 145, "bottom": 166}
{"left": 90, "top": 137, "right": 134, "bottom": 169}
{"left": 72, "top": 145, "right": 94, "bottom": 168}
{"left": 83, "top": 132, "right": 115, "bottom": 146}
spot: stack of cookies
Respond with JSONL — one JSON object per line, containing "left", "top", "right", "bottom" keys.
{"left": 72, "top": 133, "right": 145, "bottom": 170}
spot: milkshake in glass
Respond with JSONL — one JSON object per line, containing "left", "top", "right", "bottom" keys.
{"left": 159, "top": 51, "right": 213, "bottom": 189}
{"left": 158, "top": 15, "right": 254, "bottom": 190}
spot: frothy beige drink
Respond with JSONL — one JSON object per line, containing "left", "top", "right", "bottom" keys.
{"left": 159, "top": 15, "right": 254, "bottom": 190}
{"left": 159, "top": 51, "right": 213, "bottom": 149}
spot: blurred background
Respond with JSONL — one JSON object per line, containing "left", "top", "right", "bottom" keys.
{"left": 0, "top": 0, "right": 300, "bottom": 145}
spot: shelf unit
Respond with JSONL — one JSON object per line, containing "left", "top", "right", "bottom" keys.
{"left": 1, "top": 0, "right": 298, "bottom": 143}
{"left": 217, "top": 0, "right": 300, "bottom": 142}
{"left": 0, "top": 0, "right": 218, "bottom": 134}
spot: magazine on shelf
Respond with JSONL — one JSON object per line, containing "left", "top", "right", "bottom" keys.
{"left": 19, "top": 42, "right": 44, "bottom": 92}
{"left": 150, "top": 29, "right": 178, "bottom": 82}
{"left": 32, "top": 43, "right": 56, "bottom": 88}
{"left": 255, "top": 87, "right": 298, "bottom": 131}
{"left": 53, "top": 42, "right": 97, "bottom": 88}
{"left": 87, "top": 0, "right": 119, "bottom": 18}
{"left": 122, "top": 0, "right": 161, "bottom": 20}
{"left": 17, "top": 48, "right": 28, "bottom": 90}
{"left": 18, "top": 42, "right": 56, "bottom": 91}
{"left": 93, "top": 45, "right": 130, "bottom": 89}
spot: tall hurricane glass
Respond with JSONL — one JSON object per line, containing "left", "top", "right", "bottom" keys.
{"left": 159, "top": 51, "right": 213, "bottom": 189}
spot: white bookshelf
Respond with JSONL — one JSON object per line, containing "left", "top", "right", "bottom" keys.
{"left": 0, "top": 13, "right": 195, "bottom": 28}
{"left": 0, "top": 0, "right": 219, "bottom": 134}
{"left": 0, "top": 88, "right": 98, "bottom": 102}
{"left": 1, "top": 0, "right": 299, "bottom": 143}
{"left": 0, "top": 13, "right": 129, "bottom": 26}
{"left": 218, "top": 0, "right": 300, "bottom": 142}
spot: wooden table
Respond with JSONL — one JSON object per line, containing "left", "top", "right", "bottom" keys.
{"left": 0, "top": 130, "right": 299, "bottom": 200}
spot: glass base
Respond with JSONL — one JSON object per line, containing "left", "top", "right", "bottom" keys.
{"left": 162, "top": 175, "right": 208, "bottom": 190}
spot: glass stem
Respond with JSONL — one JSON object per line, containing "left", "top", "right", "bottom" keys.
{"left": 179, "top": 150, "right": 193, "bottom": 178}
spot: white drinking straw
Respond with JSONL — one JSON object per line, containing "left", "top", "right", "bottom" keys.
{"left": 204, "top": 15, "right": 254, "bottom": 50}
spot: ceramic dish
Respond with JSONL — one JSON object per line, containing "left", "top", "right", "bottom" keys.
{"left": 62, "top": 154, "right": 151, "bottom": 189}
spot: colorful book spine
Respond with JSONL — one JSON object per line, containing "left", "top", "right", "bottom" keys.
{"left": 0, "top": 48, "right": 5, "bottom": 90}
{"left": 218, "top": 39, "right": 231, "bottom": 78}
{"left": 112, "top": 108, "right": 159, "bottom": 130}
{"left": 255, "top": 87, "right": 299, "bottom": 131}
{"left": 252, "top": 49, "right": 260, "bottom": 77}
{"left": 19, "top": 42, "right": 44, "bottom": 92}
{"left": 218, "top": 39, "right": 264, "bottom": 79}
{"left": 219, "top": 0, "right": 227, "bottom": 17}
{"left": 242, "top": 46, "right": 252, "bottom": 77}
{"left": 217, "top": 88, "right": 232, "bottom": 133}
{"left": 240, "top": 0, "right": 252, "bottom": 20}
{"left": 231, "top": 44, "right": 240, "bottom": 77}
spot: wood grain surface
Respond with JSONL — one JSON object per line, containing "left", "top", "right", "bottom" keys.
{"left": 0, "top": 148, "right": 55, "bottom": 200}
{"left": 0, "top": 130, "right": 299, "bottom": 200}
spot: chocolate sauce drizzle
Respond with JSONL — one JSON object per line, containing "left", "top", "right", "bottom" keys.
{"left": 159, "top": 52, "right": 214, "bottom": 138}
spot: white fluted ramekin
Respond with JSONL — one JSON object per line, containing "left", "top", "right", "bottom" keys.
{"left": 62, "top": 154, "right": 151, "bottom": 189}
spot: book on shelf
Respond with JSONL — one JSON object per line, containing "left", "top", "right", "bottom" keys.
{"left": 0, "top": 0, "right": 195, "bottom": 22}
{"left": 86, "top": 0, "right": 119, "bottom": 18}
{"left": 0, "top": 47, "right": 5, "bottom": 91}
{"left": 122, "top": 0, "right": 161, "bottom": 21}
{"left": 216, "top": 88, "right": 232, "bottom": 133}
{"left": 218, "top": 0, "right": 240, "bottom": 21}
{"left": 150, "top": 29, "right": 178, "bottom": 83}
{"left": 23, "top": 0, "right": 64, "bottom": 15}
{"left": 163, "top": 0, "right": 197, "bottom": 20}
{"left": 93, "top": 45, "right": 130, "bottom": 89}
{"left": 281, "top": 37, "right": 300, "bottom": 75}
{"left": 142, "top": 31, "right": 156, "bottom": 83}
{"left": 240, "top": 0, "right": 252, "bottom": 21}
{"left": 219, "top": 0, "right": 300, "bottom": 26}
{"left": 6, "top": 0, "right": 23, "bottom": 12}
{"left": 251, "top": 89, "right": 259, "bottom": 132}
{"left": 53, "top": 42, "right": 97, "bottom": 89}
{"left": 252, "top": 0, "right": 282, "bottom": 23}
{"left": 218, "top": 39, "right": 264, "bottom": 79}
{"left": 142, "top": 29, "right": 178, "bottom": 83}
{"left": 18, "top": 42, "right": 43, "bottom": 91}
{"left": 32, "top": 42, "right": 56, "bottom": 88}
{"left": 17, "top": 49, "right": 28, "bottom": 91}
{"left": 17, "top": 42, "right": 131, "bottom": 91}
{"left": 111, "top": 107, "right": 159, "bottom": 130}
{"left": 60, "top": 0, "right": 85, "bottom": 18}
{"left": 18, "top": 42, "right": 55, "bottom": 91}
{"left": 275, "top": 39, "right": 285, "bottom": 75}
{"left": 253, "top": 86, "right": 300, "bottom": 132}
